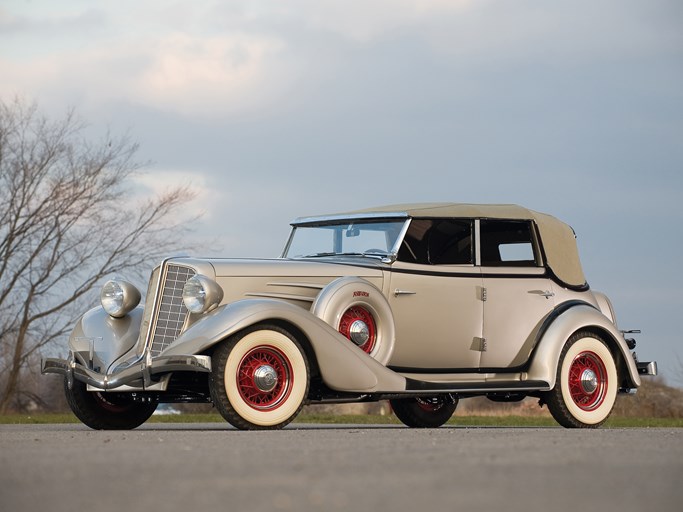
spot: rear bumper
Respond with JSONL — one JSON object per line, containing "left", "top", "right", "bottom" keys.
{"left": 41, "top": 353, "right": 212, "bottom": 390}
{"left": 636, "top": 361, "right": 658, "bottom": 376}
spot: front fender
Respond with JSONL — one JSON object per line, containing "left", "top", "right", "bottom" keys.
{"left": 162, "top": 299, "right": 407, "bottom": 393}
{"left": 67, "top": 306, "right": 143, "bottom": 372}
{"left": 527, "top": 304, "right": 641, "bottom": 390}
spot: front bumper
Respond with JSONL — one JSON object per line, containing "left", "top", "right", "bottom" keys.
{"left": 41, "top": 353, "right": 212, "bottom": 390}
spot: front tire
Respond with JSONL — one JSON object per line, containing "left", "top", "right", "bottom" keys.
{"left": 390, "top": 395, "right": 458, "bottom": 428}
{"left": 545, "top": 331, "right": 618, "bottom": 428}
{"left": 209, "top": 325, "right": 310, "bottom": 430}
{"left": 65, "top": 379, "right": 157, "bottom": 430}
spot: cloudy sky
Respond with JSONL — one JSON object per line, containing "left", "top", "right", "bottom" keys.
{"left": 2, "top": 0, "right": 682, "bottom": 383}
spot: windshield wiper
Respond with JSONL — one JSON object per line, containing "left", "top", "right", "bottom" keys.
{"left": 362, "top": 249, "right": 391, "bottom": 257}
{"left": 301, "top": 252, "right": 340, "bottom": 258}
{"left": 300, "top": 251, "right": 391, "bottom": 259}
{"left": 301, "top": 252, "right": 364, "bottom": 258}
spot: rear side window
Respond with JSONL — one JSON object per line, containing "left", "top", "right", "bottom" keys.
{"left": 480, "top": 220, "right": 538, "bottom": 267}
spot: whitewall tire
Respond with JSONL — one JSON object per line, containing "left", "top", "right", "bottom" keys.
{"left": 209, "top": 325, "right": 309, "bottom": 430}
{"left": 545, "top": 331, "right": 618, "bottom": 428}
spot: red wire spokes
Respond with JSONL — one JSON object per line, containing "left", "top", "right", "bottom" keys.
{"left": 568, "top": 351, "right": 608, "bottom": 411}
{"left": 237, "top": 346, "right": 292, "bottom": 410}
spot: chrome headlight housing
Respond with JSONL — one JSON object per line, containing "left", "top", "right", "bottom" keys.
{"left": 182, "top": 274, "right": 224, "bottom": 314}
{"left": 100, "top": 280, "right": 141, "bottom": 318}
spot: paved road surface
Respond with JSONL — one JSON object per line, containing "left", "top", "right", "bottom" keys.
{"left": 1, "top": 423, "right": 680, "bottom": 512}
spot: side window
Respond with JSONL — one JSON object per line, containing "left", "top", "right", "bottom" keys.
{"left": 480, "top": 220, "right": 538, "bottom": 267}
{"left": 398, "top": 219, "right": 473, "bottom": 265}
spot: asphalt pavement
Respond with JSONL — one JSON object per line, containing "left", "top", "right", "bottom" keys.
{"left": 1, "top": 423, "right": 680, "bottom": 512}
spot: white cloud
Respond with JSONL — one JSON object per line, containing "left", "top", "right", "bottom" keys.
{"left": 133, "top": 33, "right": 289, "bottom": 116}
{"left": 1, "top": 30, "right": 293, "bottom": 117}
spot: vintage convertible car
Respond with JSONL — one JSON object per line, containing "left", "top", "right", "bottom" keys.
{"left": 42, "top": 203, "right": 657, "bottom": 430}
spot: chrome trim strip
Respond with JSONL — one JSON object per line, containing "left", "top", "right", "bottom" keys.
{"left": 390, "top": 218, "right": 412, "bottom": 257}
{"left": 291, "top": 212, "right": 410, "bottom": 226}
{"left": 244, "top": 292, "right": 316, "bottom": 303}
{"left": 267, "top": 281, "right": 326, "bottom": 290}
{"left": 474, "top": 219, "right": 481, "bottom": 266}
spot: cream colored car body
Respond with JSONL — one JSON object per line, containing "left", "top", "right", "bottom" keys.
{"left": 44, "top": 203, "right": 656, "bottom": 426}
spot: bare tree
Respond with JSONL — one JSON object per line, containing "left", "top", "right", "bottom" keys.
{"left": 0, "top": 98, "right": 196, "bottom": 412}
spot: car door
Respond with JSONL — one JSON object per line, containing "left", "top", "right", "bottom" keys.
{"left": 387, "top": 219, "right": 483, "bottom": 370}
{"left": 478, "top": 219, "right": 556, "bottom": 369}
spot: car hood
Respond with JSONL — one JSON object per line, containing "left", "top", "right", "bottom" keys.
{"left": 206, "top": 257, "right": 386, "bottom": 278}
{"left": 166, "top": 257, "right": 387, "bottom": 309}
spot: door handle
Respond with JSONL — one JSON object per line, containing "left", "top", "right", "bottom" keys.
{"left": 394, "top": 289, "right": 416, "bottom": 297}
{"left": 528, "top": 290, "right": 555, "bottom": 299}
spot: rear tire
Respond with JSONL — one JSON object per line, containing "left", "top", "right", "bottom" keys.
{"left": 544, "top": 331, "right": 617, "bottom": 428}
{"left": 65, "top": 379, "right": 157, "bottom": 430}
{"left": 209, "top": 325, "right": 310, "bottom": 430}
{"left": 390, "top": 395, "right": 458, "bottom": 428}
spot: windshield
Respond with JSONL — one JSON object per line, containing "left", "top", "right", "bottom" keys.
{"left": 284, "top": 220, "right": 408, "bottom": 259}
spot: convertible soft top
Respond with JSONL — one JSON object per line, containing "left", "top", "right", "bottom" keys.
{"left": 305, "top": 203, "right": 588, "bottom": 289}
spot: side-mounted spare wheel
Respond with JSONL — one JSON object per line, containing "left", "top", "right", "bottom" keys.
{"left": 312, "top": 277, "right": 395, "bottom": 365}
{"left": 209, "top": 324, "right": 310, "bottom": 430}
{"left": 544, "top": 331, "right": 618, "bottom": 428}
{"left": 65, "top": 379, "right": 157, "bottom": 430}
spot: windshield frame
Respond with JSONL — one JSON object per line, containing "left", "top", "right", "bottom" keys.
{"left": 281, "top": 213, "right": 411, "bottom": 262}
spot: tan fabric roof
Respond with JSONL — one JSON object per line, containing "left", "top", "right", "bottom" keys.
{"left": 323, "top": 203, "right": 587, "bottom": 288}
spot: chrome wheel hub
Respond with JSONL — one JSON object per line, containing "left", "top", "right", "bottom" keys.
{"left": 253, "top": 365, "right": 279, "bottom": 392}
{"left": 580, "top": 368, "right": 598, "bottom": 394}
{"left": 349, "top": 320, "right": 370, "bottom": 346}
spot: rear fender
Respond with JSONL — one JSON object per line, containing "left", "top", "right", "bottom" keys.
{"left": 162, "top": 299, "right": 406, "bottom": 393}
{"left": 527, "top": 304, "right": 640, "bottom": 390}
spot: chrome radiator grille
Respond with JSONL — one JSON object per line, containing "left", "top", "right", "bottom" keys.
{"left": 149, "top": 264, "right": 196, "bottom": 356}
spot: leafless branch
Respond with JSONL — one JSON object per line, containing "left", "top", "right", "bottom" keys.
{"left": 0, "top": 98, "right": 198, "bottom": 411}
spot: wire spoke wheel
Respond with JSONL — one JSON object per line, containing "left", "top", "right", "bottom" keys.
{"left": 210, "top": 325, "right": 309, "bottom": 430}
{"left": 545, "top": 331, "right": 618, "bottom": 428}
{"left": 339, "top": 306, "right": 377, "bottom": 354}
{"left": 568, "top": 351, "right": 608, "bottom": 411}
{"left": 236, "top": 346, "right": 292, "bottom": 411}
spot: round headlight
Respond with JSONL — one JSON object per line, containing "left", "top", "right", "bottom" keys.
{"left": 182, "top": 275, "right": 223, "bottom": 314}
{"left": 100, "top": 280, "right": 141, "bottom": 318}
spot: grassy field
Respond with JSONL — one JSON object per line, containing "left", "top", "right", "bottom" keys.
{"left": 1, "top": 412, "right": 682, "bottom": 428}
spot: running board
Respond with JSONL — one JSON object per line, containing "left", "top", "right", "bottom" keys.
{"left": 404, "top": 378, "right": 550, "bottom": 393}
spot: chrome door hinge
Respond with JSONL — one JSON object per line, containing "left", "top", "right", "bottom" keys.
{"left": 474, "top": 337, "right": 488, "bottom": 352}
{"left": 481, "top": 287, "right": 487, "bottom": 302}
